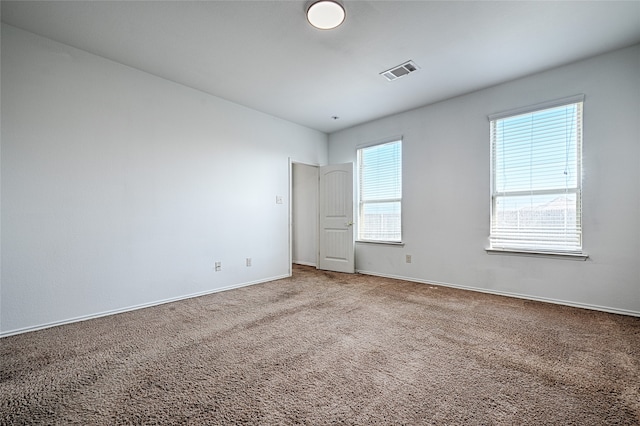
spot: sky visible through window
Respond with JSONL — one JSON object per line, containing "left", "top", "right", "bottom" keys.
{"left": 494, "top": 104, "right": 579, "bottom": 209}
{"left": 360, "top": 142, "right": 402, "bottom": 202}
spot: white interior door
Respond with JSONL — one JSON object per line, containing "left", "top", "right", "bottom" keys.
{"left": 318, "top": 163, "right": 354, "bottom": 273}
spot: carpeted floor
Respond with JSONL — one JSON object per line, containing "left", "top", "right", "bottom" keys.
{"left": 1, "top": 265, "right": 639, "bottom": 425}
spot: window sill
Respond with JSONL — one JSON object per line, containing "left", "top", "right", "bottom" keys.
{"left": 486, "top": 248, "right": 588, "bottom": 261}
{"left": 357, "top": 240, "right": 405, "bottom": 247}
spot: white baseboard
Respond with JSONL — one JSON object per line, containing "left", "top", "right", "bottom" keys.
{"left": 0, "top": 274, "right": 289, "bottom": 338}
{"left": 293, "top": 260, "right": 317, "bottom": 267}
{"left": 5, "top": 270, "right": 636, "bottom": 338}
{"left": 356, "top": 269, "right": 640, "bottom": 318}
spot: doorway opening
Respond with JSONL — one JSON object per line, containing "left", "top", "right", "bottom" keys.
{"left": 290, "top": 160, "right": 355, "bottom": 274}
{"left": 291, "top": 162, "right": 319, "bottom": 268}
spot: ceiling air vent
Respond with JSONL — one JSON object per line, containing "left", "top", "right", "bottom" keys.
{"left": 380, "top": 60, "right": 420, "bottom": 82}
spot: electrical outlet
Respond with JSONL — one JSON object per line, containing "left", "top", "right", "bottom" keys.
{"left": 405, "top": 254, "right": 412, "bottom": 264}
{"left": 276, "top": 196, "right": 283, "bottom": 204}
{"left": 215, "top": 261, "right": 221, "bottom": 272}
{"left": 246, "top": 258, "right": 252, "bottom": 267}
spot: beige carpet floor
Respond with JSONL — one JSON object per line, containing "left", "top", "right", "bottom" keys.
{"left": 1, "top": 265, "right": 639, "bottom": 425}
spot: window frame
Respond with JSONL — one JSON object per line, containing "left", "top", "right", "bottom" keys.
{"left": 356, "top": 138, "right": 403, "bottom": 244}
{"left": 488, "top": 95, "right": 586, "bottom": 258}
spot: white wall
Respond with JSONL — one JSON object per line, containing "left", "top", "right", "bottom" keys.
{"left": 0, "top": 16, "right": 3, "bottom": 334}
{"left": 292, "top": 163, "right": 318, "bottom": 266}
{"left": 0, "top": 25, "right": 328, "bottom": 335}
{"left": 0, "top": 18, "right": 3, "bottom": 334}
{"left": 329, "top": 44, "right": 640, "bottom": 315}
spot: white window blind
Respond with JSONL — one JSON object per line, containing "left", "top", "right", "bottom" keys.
{"left": 490, "top": 96, "right": 583, "bottom": 253}
{"left": 358, "top": 140, "right": 402, "bottom": 242}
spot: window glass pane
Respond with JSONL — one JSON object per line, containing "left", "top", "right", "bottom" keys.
{"left": 360, "top": 142, "right": 402, "bottom": 201}
{"left": 360, "top": 202, "right": 401, "bottom": 241}
{"left": 492, "top": 193, "right": 580, "bottom": 250}
{"left": 494, "top": 104, "right": 579, "bottom": 193}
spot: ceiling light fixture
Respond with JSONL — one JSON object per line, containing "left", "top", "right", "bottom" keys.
{"left": 307, "top": 0, "right": 345, "bottom": 30}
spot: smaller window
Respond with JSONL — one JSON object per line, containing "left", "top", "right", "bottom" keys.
{"left": 357, "top": 140, "right": 402, "bottom": 242}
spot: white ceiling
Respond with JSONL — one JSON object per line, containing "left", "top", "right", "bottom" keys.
{"left": 2, "top": 1, "right": 640, "bottom": 133}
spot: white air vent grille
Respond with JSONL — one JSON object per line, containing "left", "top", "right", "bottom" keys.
{"left": 380, "top": 60, "right": 420, "bottom": 82}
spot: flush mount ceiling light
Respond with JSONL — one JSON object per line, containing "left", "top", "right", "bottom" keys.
{"left": 307, "top": 0, "right": 345, "bottom": 30}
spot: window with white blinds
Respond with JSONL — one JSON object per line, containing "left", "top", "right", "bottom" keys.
{"left": 357, "top": 140, "right": 402, "bottom": 242}
{"left": 489, "top": 95, "right": 584, "bottom": 253}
